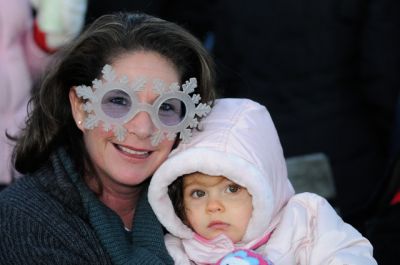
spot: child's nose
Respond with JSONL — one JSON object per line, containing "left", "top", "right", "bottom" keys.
{"left": 206, "top": 198, "right": 225, "bottom": 213}
{"left": 125, "top": 111, "right": 155, "bottom": 140}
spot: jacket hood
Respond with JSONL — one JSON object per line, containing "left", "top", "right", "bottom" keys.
{"left": 148, "top": 98, "right": 294, "bottom": 243}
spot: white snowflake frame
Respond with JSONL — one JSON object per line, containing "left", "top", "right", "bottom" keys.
{"left": 75, "top": 64, "right": 211, "bottom": 145}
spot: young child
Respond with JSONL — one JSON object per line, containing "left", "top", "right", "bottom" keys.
{"left": 148, "top": 98, "right": 377, "bottom": 265}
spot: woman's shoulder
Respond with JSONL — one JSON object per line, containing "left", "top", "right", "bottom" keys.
{"left": 0, "top": 164, "right": 87, "bottom": 225}
{"left": 0, "top": 175, "right": 49, "bottom": 210}
{"left": 0, "top": 175, "right": 112, "bottom": 264}
{"left": 0, "top": 175, "right": 79, "bottom": 231}
{"left": 0, "top": 169, "right": 85, "bottom": 241}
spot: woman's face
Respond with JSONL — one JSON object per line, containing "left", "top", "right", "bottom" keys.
{"left": 71, "top": 51, "right": 179, "bottom": 188}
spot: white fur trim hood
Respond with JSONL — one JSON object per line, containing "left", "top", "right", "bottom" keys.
{"left": 148, "top": 98, "right": 295, "bottom": 243}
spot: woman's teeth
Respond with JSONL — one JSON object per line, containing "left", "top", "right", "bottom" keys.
{"left": 119, "top": 145, "right": 149, "bottom": 156}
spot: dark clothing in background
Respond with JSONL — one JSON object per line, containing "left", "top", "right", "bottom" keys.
{"left": 211, "top": 0, "right": 400, "bottom": 231}
{"left": 85, "top": 0, "right": 215, "bottom": 43}
{"left": 366, "top": 204, "right": 400, "bottom": 265}
{"left": 366, "top": 152, "right": 400, "bottom": 265}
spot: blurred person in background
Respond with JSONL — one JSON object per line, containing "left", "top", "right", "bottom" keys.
{"left": 0, "top": 0, "right": 87, "bottom": 191}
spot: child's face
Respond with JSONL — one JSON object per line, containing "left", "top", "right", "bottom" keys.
{"left": 183, "top": 173, "right": 253, "bottom": 243}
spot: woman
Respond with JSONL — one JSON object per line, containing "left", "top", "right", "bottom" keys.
{"left": 0, "top": 12, "right": 216, "bottom": 264}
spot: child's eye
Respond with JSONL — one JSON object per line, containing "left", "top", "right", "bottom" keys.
{"left": 226, "top": 184, "right": 241, "bottom": 193}
{"left": 191, "top": 190, "right": 206, "bottom": 198}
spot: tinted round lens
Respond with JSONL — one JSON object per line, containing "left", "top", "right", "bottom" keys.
{"left": 158, "top": 98, "right": 186, "bottom": 126}
{"left": 101, "top": 89, "right": 132, "bottom": 118}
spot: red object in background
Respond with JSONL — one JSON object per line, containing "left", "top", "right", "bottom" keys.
{"left": 33, "top": 20, "right": 55, "bottom": 53}
{"left": 390, "top": 190, "right": 400, "bottom": 205}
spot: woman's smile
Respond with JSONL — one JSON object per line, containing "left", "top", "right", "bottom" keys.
{"left": 115, "top": 143, "right": 152, "bottom": 158}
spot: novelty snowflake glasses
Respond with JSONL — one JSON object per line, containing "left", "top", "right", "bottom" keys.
{"left": 75, "top": 64, "right": 211, "bottom": 145}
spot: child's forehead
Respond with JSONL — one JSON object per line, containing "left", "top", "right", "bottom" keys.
{"left": 183, "top": 172, "right": 230, "bottom": 187}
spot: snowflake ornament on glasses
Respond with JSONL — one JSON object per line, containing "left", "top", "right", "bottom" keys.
{"left": 75, "top": 64, "right": 212, "bottom": 145}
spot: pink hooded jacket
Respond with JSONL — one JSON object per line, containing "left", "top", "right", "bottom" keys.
{"left": 148, "top": 98, "right": 377, "bottom": 265}
{"left": 0, "top": 0, "right": 51, "bottom": 184}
